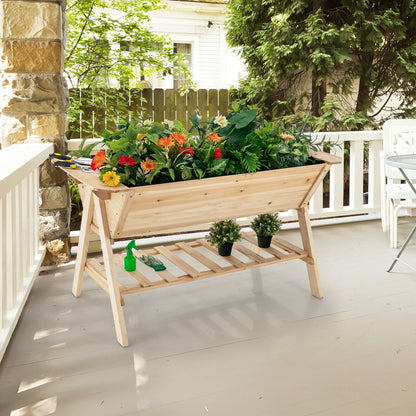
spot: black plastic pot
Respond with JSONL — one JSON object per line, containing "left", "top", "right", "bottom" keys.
{"left": 257, "top": 235, "right": 272, "bottom": 248}
{"left": 218, "top": 242, "right": 233, "bottom": 256}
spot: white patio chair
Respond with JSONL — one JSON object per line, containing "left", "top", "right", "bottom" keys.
{"left": 381, "top": 119, "right": 416, "bottom": 248}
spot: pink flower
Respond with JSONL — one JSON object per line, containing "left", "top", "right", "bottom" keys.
{"left": 214, "top": 148, "right": 222, "bottom": 159}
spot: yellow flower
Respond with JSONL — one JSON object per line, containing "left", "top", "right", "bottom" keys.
{"left": 143, "top": 119, "right": 153, "bottom": 125}
{"left": 136, "top": 133, "right": 147, "bottom": 140}
{"left": 102, "top": 171, "right": 120, "bottom": 187}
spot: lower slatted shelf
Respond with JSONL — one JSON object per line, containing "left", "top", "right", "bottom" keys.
{"left": 85, "top": 232, "right": 311, "bottom": 296}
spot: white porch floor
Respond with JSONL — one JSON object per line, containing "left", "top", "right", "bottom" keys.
{"left": 2, "top": 220, "right": 416, "bottom": 415}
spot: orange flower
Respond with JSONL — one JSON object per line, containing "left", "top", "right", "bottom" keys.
{"left": 91, "top": 151, "right": 106, "bottom": 170}
{"left": 207, "top": 133, "right": 222, "bottom": 143}
{"left": 171, "top": 132, "right": 187, "bottom": 145}
{"left": 141, "top": 158, "right": 157, "bottom": 172}
{"left": 136, "top": 133, "right": 147, "bottom": 140}
{"left": 280, "top": 133, "right": 295, "bottom": 141}
{"left": 157, "top": 136, "right": 175, "bottom": 148}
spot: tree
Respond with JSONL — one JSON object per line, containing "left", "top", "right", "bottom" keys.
{"left": 65, "top": 0, "right": 192, "bottom": 137}
{"left": 66, "top": 0, "right": 191, "bottom": 88}
{"left": 227, "top": 0, "right": 416, "bottom": 130}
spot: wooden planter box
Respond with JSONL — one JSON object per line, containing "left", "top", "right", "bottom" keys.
{"left": 63, "top": 151, "right": 341, "bottom": 346}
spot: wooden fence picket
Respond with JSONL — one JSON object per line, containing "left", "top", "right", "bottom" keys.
{"left": 187, "top": 90, "right": 198, "bottom": 129}
{"left": 153, "top": 88, "right": 165, "bottom": 123}
{"left": 219, "top": 89, "right": 229, "bottom": 116}
{"left": 197, "top": 89, "right": 208, "bottom": 121}
{"left": 208, "top": 89, "right": 218, "bottom": 119}
{"left": 164, "top": 89, "right": 176, "bottom": 121}
{"left": 67, "top": 88, "right": 230, "bottom": 138}
{"left": 176, "top": 90, "right": 186, "bottom": 128}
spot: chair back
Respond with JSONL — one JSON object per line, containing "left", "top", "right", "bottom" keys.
{"left": 383, "top": 119, "right": 416, "bottom": 179}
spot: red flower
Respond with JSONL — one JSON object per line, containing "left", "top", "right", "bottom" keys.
{"left": 178, "top": 146, "right": 194, "bottom": 156}
{"left": 214, "top": 148, "right": 222, "bottom": 159}
{"left": 91, "top": 151, "right": 106, "bottom": 170}
{"left": 118, "top": 155, "right": 135, "bottom": 166}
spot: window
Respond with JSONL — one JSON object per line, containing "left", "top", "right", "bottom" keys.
{"left": 173, "top": 43, "right": 192, "bottom": 89}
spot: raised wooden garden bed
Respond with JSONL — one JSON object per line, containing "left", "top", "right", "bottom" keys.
{"left": 61, "top": 151, "right": 341, "bottom": 347}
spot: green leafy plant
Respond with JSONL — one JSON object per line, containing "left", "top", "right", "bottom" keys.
{"left": 69, "top": 136, "right": 102, "bottom": 158}
{"left": 217, "top": 101, "right": 260, "bottom": 144}
{"left": 69, "top": 177, "right": 83, "bottom": 221}
{"left": 207, "top": 220, "right": 242, "bottom": 248}
{"left": 250, "top": 213, "right": 282, "bottom": 237}
{"left": 84, "top": 103, "right": 331, "bottom": 188}
{"left": 91, "top": 117, "right": 229, "bottom": 187}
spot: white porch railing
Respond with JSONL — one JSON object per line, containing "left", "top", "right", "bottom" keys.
{"left": 0, "top": 143, "right": 53, "bottom": 361}
{"left": 282, "top": 130, "right": 383, "bottom": 222}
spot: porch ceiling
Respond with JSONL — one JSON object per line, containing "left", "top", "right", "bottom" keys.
{"left": 2, "top": 219, "right": 416, "bottom": 415}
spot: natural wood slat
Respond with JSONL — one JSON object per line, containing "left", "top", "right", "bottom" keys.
{"left": 176, "top": 242, "right": 224, "bottom": 273}
{"left": 113, "top": 253, "right": 154, "bottom": 288}
{"left": 196, "top": 239, "right": 248, "bottom": 268}
{"left": 243, "top": 233, "right": 288, "bottom": 260}
{"left": 86, "top": 233, "right": 311, "bottom": 297}
{"left": 85, "top": 259, "right": 109, "bottom": 293}
{"left": 154, "top": 245, "right": 201, "bottom": 278}
{"left": 272, "top": 236, "right": 308, "bottom": 256}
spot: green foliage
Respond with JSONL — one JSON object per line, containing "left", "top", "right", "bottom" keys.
{"left": 207, "top": 220, "right": 242, "bottom": 248}
{"left": 68, "top": 178, "right": 82, "bottom": 218}
{"left": 223, "top": 114, "right": 318, "bottom": 174}
{"left": 69, "top": 136, "right": 101, "bottom": 157}
{"left": 227, "top": 0, "right": 416, "bottom": 130}
{"left": 92, "top": 117, "right": 229, "bottom": 186}
{"left": 250, "top": 213, "right": 282, "bottom": 237}
{"left": 88, "top": 103, "right": 328, "bottom": 187}
{"left": 66, "top": 0, "right": 194, "bottom": 138}
{"left": 218, "top": 103, "right": 260, "bottom": 144}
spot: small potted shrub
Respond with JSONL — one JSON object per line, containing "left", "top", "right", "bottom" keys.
{"left": 207, "top": 220, "right": 242, "bottom": 256}
{"left": 250, "top": 213, "right": 282, "bottom": 248}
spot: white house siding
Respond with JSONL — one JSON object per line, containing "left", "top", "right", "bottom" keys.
{"left": 147, "top": 0, "right": 246, "bottom": 89}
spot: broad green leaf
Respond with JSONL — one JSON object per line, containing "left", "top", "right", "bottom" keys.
{"left": 106, "top": 137, "right": 129, "bottom": 152}
{"left": 206, "top": 158, "right": 228, "bottom": 176}
{"left": 228, "top": 109, "right": 258, "bottom": 129}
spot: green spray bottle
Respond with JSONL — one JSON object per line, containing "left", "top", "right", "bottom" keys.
{"left": 124, "top": 240, "right": 138, "bottom": 271}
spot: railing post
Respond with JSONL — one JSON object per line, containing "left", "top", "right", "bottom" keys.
{"left": 349, "top": 140, "right": 364, "bottom": 209}
{"left": 368, "top": 140, "right": 383, "bottom": 208}
{"left": 330, "top": 142, "right": 345, "bottom": 211}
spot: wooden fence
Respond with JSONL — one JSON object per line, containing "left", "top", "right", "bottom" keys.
{"left": 68, "top": 88, "right": 232, "bottom": 139}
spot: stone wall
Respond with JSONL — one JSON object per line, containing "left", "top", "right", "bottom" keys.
{"left": 0, "top": 0, "right": 71, "bottom": 264}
